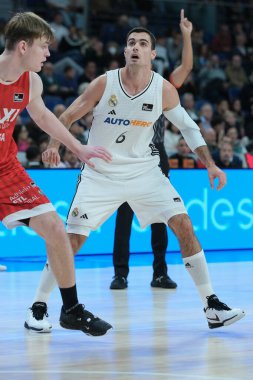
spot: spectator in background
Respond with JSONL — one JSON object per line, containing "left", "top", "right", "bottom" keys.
{"left": 13, "top": 124, "right": 33, "bottom": 153}
{"left": 84, "top": 37, "right": 107, "bottom": 73}
{"left": 167, "top": 28, "right": 182, "bottom": 67}
{"left": 199, "top": 103, "right": 213, "bottom": 130}
{"left": 53, "top": 103, "right": 66, "bottom": 118}
{"left": 181, "top": 92, "right": 199, "bottom": 121}
{"left": 212, "top": 23, "right": 232, "bottom": 57}
{"left": 58, "top": 25, "right": 87, "bottom": 64}
{"left": 79, "top": 111, "right": 93, "bottom": 144}
{"left": 224, "top": 110, "right": 245, "bottom": 139}
{"left": 100, "top": 14, "right": 131, "bottom": 47}
{"left": 202, "top": 128, "right": 218, "bottom": 155}
{"left": 244, "top": 141, "right": 253, "bottom": 168}
{"left": 225, "top": 126, "right": 248, "bottom": 163}
{"left": 225, "top": 54, "right": 248, "bottom": 100}
{"left": 40, "top": 62, "right": 62, "bottom": 97}
{"left": 244, "top": 101, "right": 253, "bottom": 140}
{"left": 78, "top": 60, "right": 98, "bottom": 84}
{"left": 212, "top": 116, "right": 226, "bottom": 145}
{"left": 69, "top": 122, "right": 86, "bottom": 145}
{"left": 214, "top": 99, "right": 230, "bottom": 119}
{"left": 164, "top": 122, "right": 181, "bottom": 157}
{"left": 153, "top": 34, "right": 170, "bottom": 76}
{"left": 168, "top": 137, "right": 198, "bottom": 169}
{"left": 49, "top": 12, "right": 69, "bottom": 49}
{"left": 231, "top": 98, "right": 245, "bottom": 127}
{"left": 26, "top": 145, "right": 43, "bottom": 168}
{"left": 60, "top": 147, "right": 81, "bottom": 168}
{"left": 58, "top": 65, "right": 79, "bottom": 100}
{"left": 212, "top": 141, "right": 243, "bottom": 168}
{"left": 240, "top": 70, "right": 253, "bottom": 112}
{"left": 198, "top": 54, "right": 227, "bottom": 102}
{"left": 46, "top": 0, "right": 84, "bottom": 29}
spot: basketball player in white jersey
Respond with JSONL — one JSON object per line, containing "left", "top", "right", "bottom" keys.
{"left": 27, "top": 25, "right": 245, "bottom": 331}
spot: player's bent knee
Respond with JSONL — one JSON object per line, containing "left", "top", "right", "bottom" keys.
{"left": 69, "top": 233, "right": 87, "bottom": 254}
{"left": 168, "top": 214, "right": 194, "bottom": 237}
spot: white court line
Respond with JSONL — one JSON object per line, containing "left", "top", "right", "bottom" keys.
{"left": 0, "top": 371, "right": 237, "bottom": 379}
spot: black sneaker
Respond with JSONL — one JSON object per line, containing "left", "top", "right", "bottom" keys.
{"left": 110, "top": 276, "right": 128, "bottom": 289}
{"left": 59, "top": 304, "right": 112, "bottom": 336}
{"left": 204, "top": 294, "right": 245, "bottom": 329}
{"left": 151, "top": 275, "right": 177, "bottom": 289}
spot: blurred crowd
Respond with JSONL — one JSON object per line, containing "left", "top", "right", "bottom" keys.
{"left": 2, "top": 0, "right": 253, "bottom": 169}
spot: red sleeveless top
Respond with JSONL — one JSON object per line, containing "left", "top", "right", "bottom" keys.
{"left": 0, "top": 71, "right": 30, "bottom": 172}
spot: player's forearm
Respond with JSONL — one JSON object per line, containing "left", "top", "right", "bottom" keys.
{"left": 47, "top": 112, "right": 73, "bottom": 149}
{"left": 181, "top": 34, "right": 193, "bottom": 73}
{"left": 170, "top": 35, "right": 193, "bottom": 88}
{"left": 39, "top": 110, "right": 81, "bottom": 155}
{"left": 194, "top": 146, "right": 215, "bottom": 168}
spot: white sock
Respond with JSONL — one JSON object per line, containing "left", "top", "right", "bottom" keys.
{"left": 183, "top": 250, "right": 214, "bottom": 306}
{"left": 33, "top": 262, "right": 57, "bottom": 304}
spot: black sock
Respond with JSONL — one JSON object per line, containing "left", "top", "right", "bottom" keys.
{"left": 59, "top": 284, "right": 79, "bottom": 312}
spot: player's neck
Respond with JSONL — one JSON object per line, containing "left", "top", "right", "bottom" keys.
{"left": 121, "top": 66, "right": 152, "bottom": 95}
{"left": 0, "top": 51, "right": 25, "bottom": 83}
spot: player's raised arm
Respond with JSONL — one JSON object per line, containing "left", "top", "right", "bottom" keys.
{"left": 169, "top": 9, "right": 193, "bottom": 88}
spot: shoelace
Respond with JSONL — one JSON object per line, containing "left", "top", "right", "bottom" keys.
{"left": 31, "top": 305, "right": 48, "bottom": 320}
{"left": 206, "top": 295, "right": 231, "bottom": 311}
{"left": 74, "top": 304, "right": 99, "bottom": 323}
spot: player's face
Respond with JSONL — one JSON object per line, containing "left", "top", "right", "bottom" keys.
{"left": 124, "top": 32, "right": 156, "bottom": 67}
{"left": 23, "top": 37, "right": 50, "bottom": 72}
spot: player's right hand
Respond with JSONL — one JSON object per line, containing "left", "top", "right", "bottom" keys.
{"left": 42, "top": 147, "right": 61, "bottom": 167}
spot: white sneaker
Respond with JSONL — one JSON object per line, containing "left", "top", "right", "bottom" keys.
{"left": 24, "top": 302, "right": 52, "bottom": 333}
{"left": 204, "top": 294, "right": 245, "bottom": 329}
{"left": 0, "top": 264, "right": 7, "bottom": 271}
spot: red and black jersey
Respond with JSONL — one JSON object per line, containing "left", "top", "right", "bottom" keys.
{"left": 0, "top": 71, "right": 30, "bottom": 172}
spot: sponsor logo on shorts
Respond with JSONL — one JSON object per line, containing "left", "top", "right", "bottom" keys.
{"left": 72, "top": 207, "right": 79, "bottom": 217}
{"left": 80, "top": 213, "right": 88, "bottom": 219}
{"left": 108, "top": 95, "right": 118, "bottom": 107}
{"left": 173, "top": 197, "right": 181, "bottom": 202}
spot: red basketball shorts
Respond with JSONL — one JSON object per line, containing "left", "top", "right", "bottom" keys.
{"left": 0, "top": 161, "right": 54, "bottom": 229}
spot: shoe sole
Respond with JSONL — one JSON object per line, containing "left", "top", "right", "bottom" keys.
{"left": 110, "top": 285, "right": 127, "bottom": 290}
{"left": 59, "top": 321, "right": 113, "bottom": 336}
{"left": 24, "top": 321, "right": 52, "bottom": 333}
{"left": 208, "top": 311, "right": 245, "bottom": 329}
{"left": 151, "top": 283, "right": 177, "bottom": 289}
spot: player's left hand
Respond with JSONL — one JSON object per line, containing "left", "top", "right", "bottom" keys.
{"left": 180, "top": 9, "right": 193, "bottom": 36}
{"left": 76, "top": 145, "right": 112, "bottom": 168}
{"left": 207, "top": 165, "right": 227, "bottom": 191}
{"left": 42, "top": 147, "right": 61, "bottom": 167}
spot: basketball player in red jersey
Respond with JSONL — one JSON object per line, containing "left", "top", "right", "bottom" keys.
{"left": 0, "top": 12, "right": 112, "bottom": 335}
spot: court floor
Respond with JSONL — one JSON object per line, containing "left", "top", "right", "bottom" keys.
{"left": 0, "top": 251, "right": 252, "bottom": 380}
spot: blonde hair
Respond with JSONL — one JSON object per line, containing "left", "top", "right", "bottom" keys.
{"left": 4, "top": 12, "right": 54, "bottom": 50}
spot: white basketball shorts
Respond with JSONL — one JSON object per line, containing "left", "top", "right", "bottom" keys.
{"left": 67, "top": 166, "right": 187, "bottom": 236}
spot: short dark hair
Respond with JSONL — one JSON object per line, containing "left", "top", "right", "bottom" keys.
{"left": 126, "top": 27, "right": 156, "bottom": 49}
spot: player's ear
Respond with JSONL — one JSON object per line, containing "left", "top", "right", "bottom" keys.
{"left": 151, "top": 49, "right": 156, "bottom": 60}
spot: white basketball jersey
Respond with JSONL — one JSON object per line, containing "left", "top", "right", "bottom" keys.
{"left": 85, "top": 69, "right": 164, "bottom": 179}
